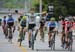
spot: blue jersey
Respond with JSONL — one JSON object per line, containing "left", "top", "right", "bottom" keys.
{"left": 3, "top": 19, "right": 6, "bottom": 24}
{"left": 48, "top": 22, "right": 56, "bottom": 27}
{"left": 7, "top": 17, "right": 14, "bottom": 23}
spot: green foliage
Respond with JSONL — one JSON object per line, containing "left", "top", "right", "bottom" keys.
{"left": 3, "top": 0, "right": 25, "bottom": 8}
{"left": 34, "top": 0, "right": 75, "bottom": 18}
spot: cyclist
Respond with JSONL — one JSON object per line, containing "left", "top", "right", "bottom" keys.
{"left": 18, "top": 15, "right": 23, "bottom": 23}
{"left": 64, "top": 17, "right": 73, "bottom": 49}
{"left": 60, "top": 17, "right": 66, "bottom": 47}
{"left": 7, "top": 14, "right": 15, "bottom": 43}
{"left": 28, "top": 8, "right": 36, "bottom": 48}
{"left": 2, "top": 16, "right": 8, "bottom": 38}
{"left": 39, "top": 18, "right": 45, "bottom": 42}
{"left": 48, "top": 17, "right": 57, "bottom": 47}
{"left": 18, "top": 16, "right": 27, "bottom": 42}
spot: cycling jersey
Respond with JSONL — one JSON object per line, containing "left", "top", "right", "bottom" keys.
{"left": 7, "top": 17, "right": 14, "bottom": 23}
{"left": 73, "top": 22, "right": 75, "bottom": 29}
{"left": 62, "top": 20, "right": 73, "bottom": 32}
{"left": 3, "top": 18, "right": 7, "bottom": 25}
{"left": 48, "top": 22, "right": 56, "bottom": 27}
{"left": 7, "top": 17, "right": 14, "bottom": 27}
{"left": 28, "top": 13, "right": 36, "bottom": 24}
{"left": 65, "top": 21, "right": 73, "bottom": 31}
{"left": 26, "top": 13, "right": 36, "bottom": 29}
{"left": 20, "top": 20, "right": 26, "bottom": 27}
{"left": 48, "top": 21, "right": 57, "bottom": 32}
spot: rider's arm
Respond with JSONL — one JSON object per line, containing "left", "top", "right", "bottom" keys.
{"left": 55, "top": 22, "right": 58, "bottom": 31}
{"left": 48, "top": 22, "right": 51, "bottom": 31}
{"left": 26, "top": 17, "right": 29, "bottom": 29}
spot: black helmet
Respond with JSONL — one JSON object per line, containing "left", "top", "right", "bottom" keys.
{"left": 4, "top": 16, "right": 6, "bottom": 18}
{"left": 41, "top": 18, "right": 44, "bottom": 20}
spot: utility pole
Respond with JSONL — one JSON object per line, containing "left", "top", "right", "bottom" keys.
{"left": 39, "top": 0, "right": 42, "bottom": 17}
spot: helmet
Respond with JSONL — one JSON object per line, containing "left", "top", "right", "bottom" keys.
{"left": 22, "top": 16, "right": 27, "bottom": 20}
{"left": 8, "top": 14, "right": 12, "bottom": 17}
{"left": 8, "top": 13, "right": 12, "bottom": 16}
{"left": 68, "top": 17, "right": 73, "bottom": 21}
{"left": 4, "top": 16, "right": 6, "bottom": 18}
{"left": 41, "top": 18, "right": 44, "bottom": 20}
{"left": 65, "top": 18, "right": 68, "bottom": 21}
{"left": 50, "top": 17, "right": 55, "bottom": 21}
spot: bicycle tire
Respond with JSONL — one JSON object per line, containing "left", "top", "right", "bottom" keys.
{"left": 31, "top": 33, "right": 34, "bottom": 50}
{"left": 19, "top": 28, "right": 24, "bottom": 46}
{"left": 19, "top": 38, "right": 22, "bottom": 46}
{"left": 50, "top": 31, "right": 56, "bottom": 50}
{"left": 68, "top": 32, "right": 73, "bottom": 51}
{"left": 53, "top": 32, "right": 56, "bottom": 50}
{"left": 8, "top": 28, "right": 12, "bottom": 43}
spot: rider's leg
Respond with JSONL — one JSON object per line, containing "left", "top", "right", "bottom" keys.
{"left": 65, "top": 32, "right": 69, "bottom": 48}
{"left": 41, "top": 28, "right": 44, "bottom": 42}
{"left": 13, "top": 26, "right": 15, "bottom": 32}
{"left": 48, "top": 32, "right": 52, "bottom": 47}
{"left": 40, "top": 28, "right": 44, "bottom": 40}
{"left": 34, "top": 29, "right": 38, "bottom": 40}
{"left": 61, "top": 32, "right": 65, "bottom": 46}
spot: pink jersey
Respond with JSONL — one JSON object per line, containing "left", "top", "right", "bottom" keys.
{"left": 72, "top": 22, "right": 75, "bottom": 29}
{"left": 64, "top": 21, "right": 73, "bottom": 33}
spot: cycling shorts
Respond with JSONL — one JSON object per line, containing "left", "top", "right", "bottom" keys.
{"left": 28, "top": 24, "right": 36, "bottom": 30}
{"left": 7, "top": 22, "right": 14, "bottom": 28}
{"left": 49, "top": 27, "right": 55, "bottom": 33}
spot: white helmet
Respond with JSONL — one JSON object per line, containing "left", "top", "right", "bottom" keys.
{"left": 65, "top": 18, "right": 68, "bottom": 21}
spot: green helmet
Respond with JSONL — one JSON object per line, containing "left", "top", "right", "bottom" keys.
{"left": 22, "top": 16, "right": 27, "bottom": 20}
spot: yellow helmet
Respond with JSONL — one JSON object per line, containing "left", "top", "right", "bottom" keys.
{"left": 22, "top": 16, "right": 27, "bottom": 20}
{"left": 50, "top": 17, "right": 55, "bottom": 21}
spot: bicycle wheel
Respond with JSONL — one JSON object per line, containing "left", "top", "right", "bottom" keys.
{"left": 8, "top": 28, "right": 12, "bottom": 43}
{"left": 19, "top": 29, "right": 23, "bottom": 46}
{"left": 50, "top": 32, "right": 56, "bottom": 50}
{"left": 31, "top": 33, "right": 34, "bottom": 50}
{"left": 53, "top": 32, "right": 56, "bottom": 50}
{"left": 20, "top": 40, "right": 22, "bottom": 46}
{"left": 68, "top": 32, "right": 73, "bottom": 51}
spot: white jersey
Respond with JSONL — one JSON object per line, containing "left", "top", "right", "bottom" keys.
{"left": 28, "top": 13, "right": 36, "bottom": 24}
{"left": 25, "top": 13, "right": 41, "bottom": 25}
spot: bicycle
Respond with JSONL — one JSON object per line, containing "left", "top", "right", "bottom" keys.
{"left": 61, "top": 31, "right": 73, "bottom": 51}
{"left": 67, "top": 31, "right": 73, "bottom": 51}
{"left": 49, "top": 31, "right": 56, "bottom": 50}
{"left": 8, "top": 26, "right": 13, "bottom": 43}
{"left": 30, "top": 28, "right": 35, "bottom": 50}
{"left": 19, "top": 27, "right": 25, "bottom": 46}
